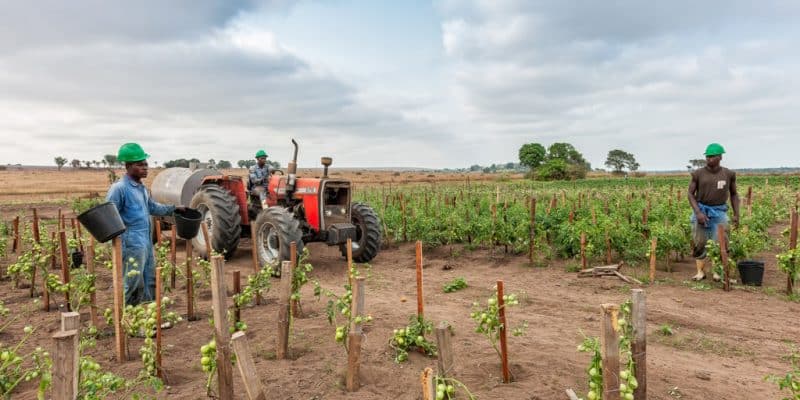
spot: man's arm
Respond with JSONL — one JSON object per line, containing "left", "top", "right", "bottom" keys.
{"left": 729, "top": 172, "right": 740, "bottom": 226}
{"left": 147, "top": 191, "right": 176, "bottom": 217}
{"left": 106, "top": 183, "right": 124, "bottom": 213}
{"left": 688, "top": 173, "right": 709, "bottom": 225}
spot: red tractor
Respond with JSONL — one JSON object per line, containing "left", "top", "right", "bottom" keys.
{"left": 151, "top": 140, "right": 382, "bottom": 267}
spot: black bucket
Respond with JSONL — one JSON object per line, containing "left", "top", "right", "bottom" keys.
{"left": 77, "top": 202, "right": 126, "bottom": 243}
{"left": 70, "top": 250, "right": 84, "bottom": 270}
{"left": 174, "top": 208, "right": 202, "bottom": 240}
{"left": 737, "top": 260, "right": 765, "bottom": 286}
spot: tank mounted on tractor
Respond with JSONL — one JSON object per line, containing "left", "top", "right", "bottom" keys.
{"left": 151, "top": 140, "right": 382, "bottom": 268}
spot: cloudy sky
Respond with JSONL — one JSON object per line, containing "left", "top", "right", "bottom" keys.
{"left": 2, "top": 0, "right": 799, "bottom": 170}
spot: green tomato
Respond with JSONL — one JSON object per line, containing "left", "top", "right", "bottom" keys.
{"left": 587, "top": 390, "right": 597, "bottom": 400}
{"left": 620, "top": 370, "right": 629, "bottom": 380}
{"left": 201, "top": 356, "right": 211, "bottom": 366}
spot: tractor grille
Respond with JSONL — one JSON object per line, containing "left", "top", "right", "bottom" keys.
{"left": 321, "top": 181, "right": 351, "bottom": 230}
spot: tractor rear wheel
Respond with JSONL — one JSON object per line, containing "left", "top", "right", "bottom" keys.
{"left": 190, "top": 185, "right": 242, "bottom": 260}
{"left": 340, "top": 202, "right": 382, "bottom": 262}
{"left": 253, "top": 207, "right": 303, "bottom": 274}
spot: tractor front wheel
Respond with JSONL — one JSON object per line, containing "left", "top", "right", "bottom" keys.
{"left": 190, "top": 185, "right": 242, "bottom": 260}
{"left": 340, "top": 202, "right": 382, "bottom": 262}
{"left": 253, "top": 207, "right": 303, "bottom": 274}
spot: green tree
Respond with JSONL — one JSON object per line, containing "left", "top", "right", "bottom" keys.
{"left": 605, "top": 149, "right": 638, "bottom": 174}
{"left": 217, "top": 160, "right": 232, "bottom": 169}
{"left": 237, "top": 159, "right": 256, "bottom": 169}
{"left": 518, "top": 143, "right": 546, "bottom": 170}
{"left": 104, "top": 154, "right": 118, "bottom": 167}
{"left": 71, "top": 159, "right": 80, "bottom": 169}
{"left": 689, "top": 159, "right": 706, "bottom": 169}
{"left": 536, "top": 159, "right": 569, "bottom": 180}
{"left": 54, "top": 156, "right": 67, "bottom": 171}
{"left": 535, "top": 142, "right": 590, "bottom": 180}
{"left": 547, "top": 142, "right": 588, "bottom": 166}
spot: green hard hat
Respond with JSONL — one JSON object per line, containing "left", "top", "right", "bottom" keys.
{"left": 704, "top": 143, "right": 725, "bottom": 157}
{"left": 117, "top": 143, "right": 149, "bottom": 163}
{"left": 255, "top": 149, "right": 267, "bottom": 158}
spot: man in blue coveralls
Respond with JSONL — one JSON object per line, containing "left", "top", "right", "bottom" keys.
{"left": 106, "top": 143, "right": 184, "bottom": 305}
{"left": 249, "top": 149, "right": 272, "bottom": 208}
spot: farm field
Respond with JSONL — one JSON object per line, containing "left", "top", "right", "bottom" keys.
{"left": 1, "top": 169, "right": 800, "bottom": 400}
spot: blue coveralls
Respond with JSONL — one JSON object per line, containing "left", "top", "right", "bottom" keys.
{"left": 106, "top": 175, "right": 175, "bottom": 306}
{"left": 249, "top": 164, "right": 271, "bottom": 203}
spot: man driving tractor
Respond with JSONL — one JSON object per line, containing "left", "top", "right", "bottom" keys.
{"left": 249, "top": 149, "right": 271, "bottom": 208}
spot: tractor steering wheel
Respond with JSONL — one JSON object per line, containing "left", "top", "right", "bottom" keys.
{"left": 272, "top": 169, "right": 284, "bottom": 176}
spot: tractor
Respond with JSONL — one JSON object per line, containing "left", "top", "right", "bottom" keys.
{"left": 151, "top": 140, "right": 382, "bottom": 268}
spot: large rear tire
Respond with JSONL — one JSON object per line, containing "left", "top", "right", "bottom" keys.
{"left": 340, "top": 202, "right": 382, "bottom": 262}
{"left": 253, "top": 207, "right": 304, "bottom": 274}
{"left": 190, "top": 185, "right": 242, "bottom": 260}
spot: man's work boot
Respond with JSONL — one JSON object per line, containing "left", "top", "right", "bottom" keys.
{"left": 692, "top": 259, "right": 706, "bottom": 281}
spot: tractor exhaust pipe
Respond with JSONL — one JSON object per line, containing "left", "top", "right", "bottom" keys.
{"left": 321, "top": 157, "right": 332, "bottom": 178}
{"left": 286, "top": 139, "right": 299, "bottom": 194}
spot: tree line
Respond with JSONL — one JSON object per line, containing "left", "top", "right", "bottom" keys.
{"left": 54, "top": 155, "right": 280, "bottom": 171}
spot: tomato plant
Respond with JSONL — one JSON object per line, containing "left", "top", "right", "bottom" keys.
{"left": 388, "top": 315, "right": 437, "bottom": 362}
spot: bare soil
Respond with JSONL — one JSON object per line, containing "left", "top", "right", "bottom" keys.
{"left": 1, "top": 170, "right": 797, "bottom": 400}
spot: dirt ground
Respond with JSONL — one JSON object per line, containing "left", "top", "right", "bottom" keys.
{"left": 1, "top": 170, "right": 798, "bottom": 400}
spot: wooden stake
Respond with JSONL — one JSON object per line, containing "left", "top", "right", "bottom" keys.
{"left": 497, "top": 280, "right": 511, "bottom": 383}
{"left": 605, "top": 230, "right": 612, "bottom": 264}
{"left": 788, "top": 210, "right": 798, "bottom": 295}
{"left": 649, "top": 237, "right": 657, "bottom": 284}
{"left": 201, "top": 222, "right": 212, "bottom": 259}
{"left": 75, "top": 219, "right": 83, "bottom": 253}
{"left": 580, "top": 232, "right": 587, "bottom": 269}
{"left": 12, "top": 216, "right": 20, "bottom": 255}
{"left": 276, "top": 261, "right": 292, "bottom": 360}
{"left": 32, "top": 208, "right": 40, "bottom": 243}
{"left": 231, "top": 331, "right": 267, "bottom": 400}
{"left": 52, "top": 329, "right": 79, "bottom": 400}
{"left": 209, "top": 255, "right": 234, "bottom": 400}
{"left": 249, "top": 223, "right": 261, "bottom": 305}
{"left": 186, "top": 240, "right": 195, "bottom": 321}
{"left": 154, "top": 218, "right": 162, "bottom": 244}
{"left": 155, "top": 266, "right": 163, "bottom": 379}
{"left": 631, "top": 289, "right": 647, "bottom": 400}
{"left": 718, "top": 225, "right": 731, "bottom": 292}
{"left": 600, "top": 304, "right": 620, "bottom": 400}
{"left": 290, "top": 241, "right": 299, "bottom": 316}
{"left": 59, "top": 231, "right": 71, "bottom": 311}
{"left": 435, "top": 321, "right": 454, "bottom": 378}
{"left": 415, "top": 240, "right": 424, "bottom": 319}
{"left": 111, "top": 237, "right": 127, "bottom": 362}
{"left": 420, "top": 367, "right": 436, "bottom": 400}
{"left": 51, "top": 231, "right": 57, "bottom": 270}
{"left": 233, "top": 270, "right": 241, "bottom": 323}
{"left": 30, "top": 246, "right": 38, "bottom": 297}
{"left": 170, "top": 227, "right": 177, "bottom": 289}
{"left": 346, "top": 277, "right": 366, "bottom": 391}
{"left": 86, "top": 237, "right": 99, "bottom": 326}
{"left": 346, "top": 237, "right": 353, "bottom": 287}
{"left": 60, "top": 311, "right": 81, "bottom": 332}
{"left": 529, "top": 197, "right": 536, "bottom": 264}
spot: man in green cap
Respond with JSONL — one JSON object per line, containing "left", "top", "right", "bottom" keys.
{"left": 106, "top": 143, "right": 185, "bottom": 305}
{"left": 687, "top": 143, "right": 740, "bottom": 281}
{"left": 249, "top": 149, "right": 272, "bottom": 208}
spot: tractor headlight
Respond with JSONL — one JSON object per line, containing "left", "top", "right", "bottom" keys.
{"left": 325, "top": 210, "right": 333, "bottom": 217}
{"left": 340, "top": 207, "right": 347, "bottom": 214}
